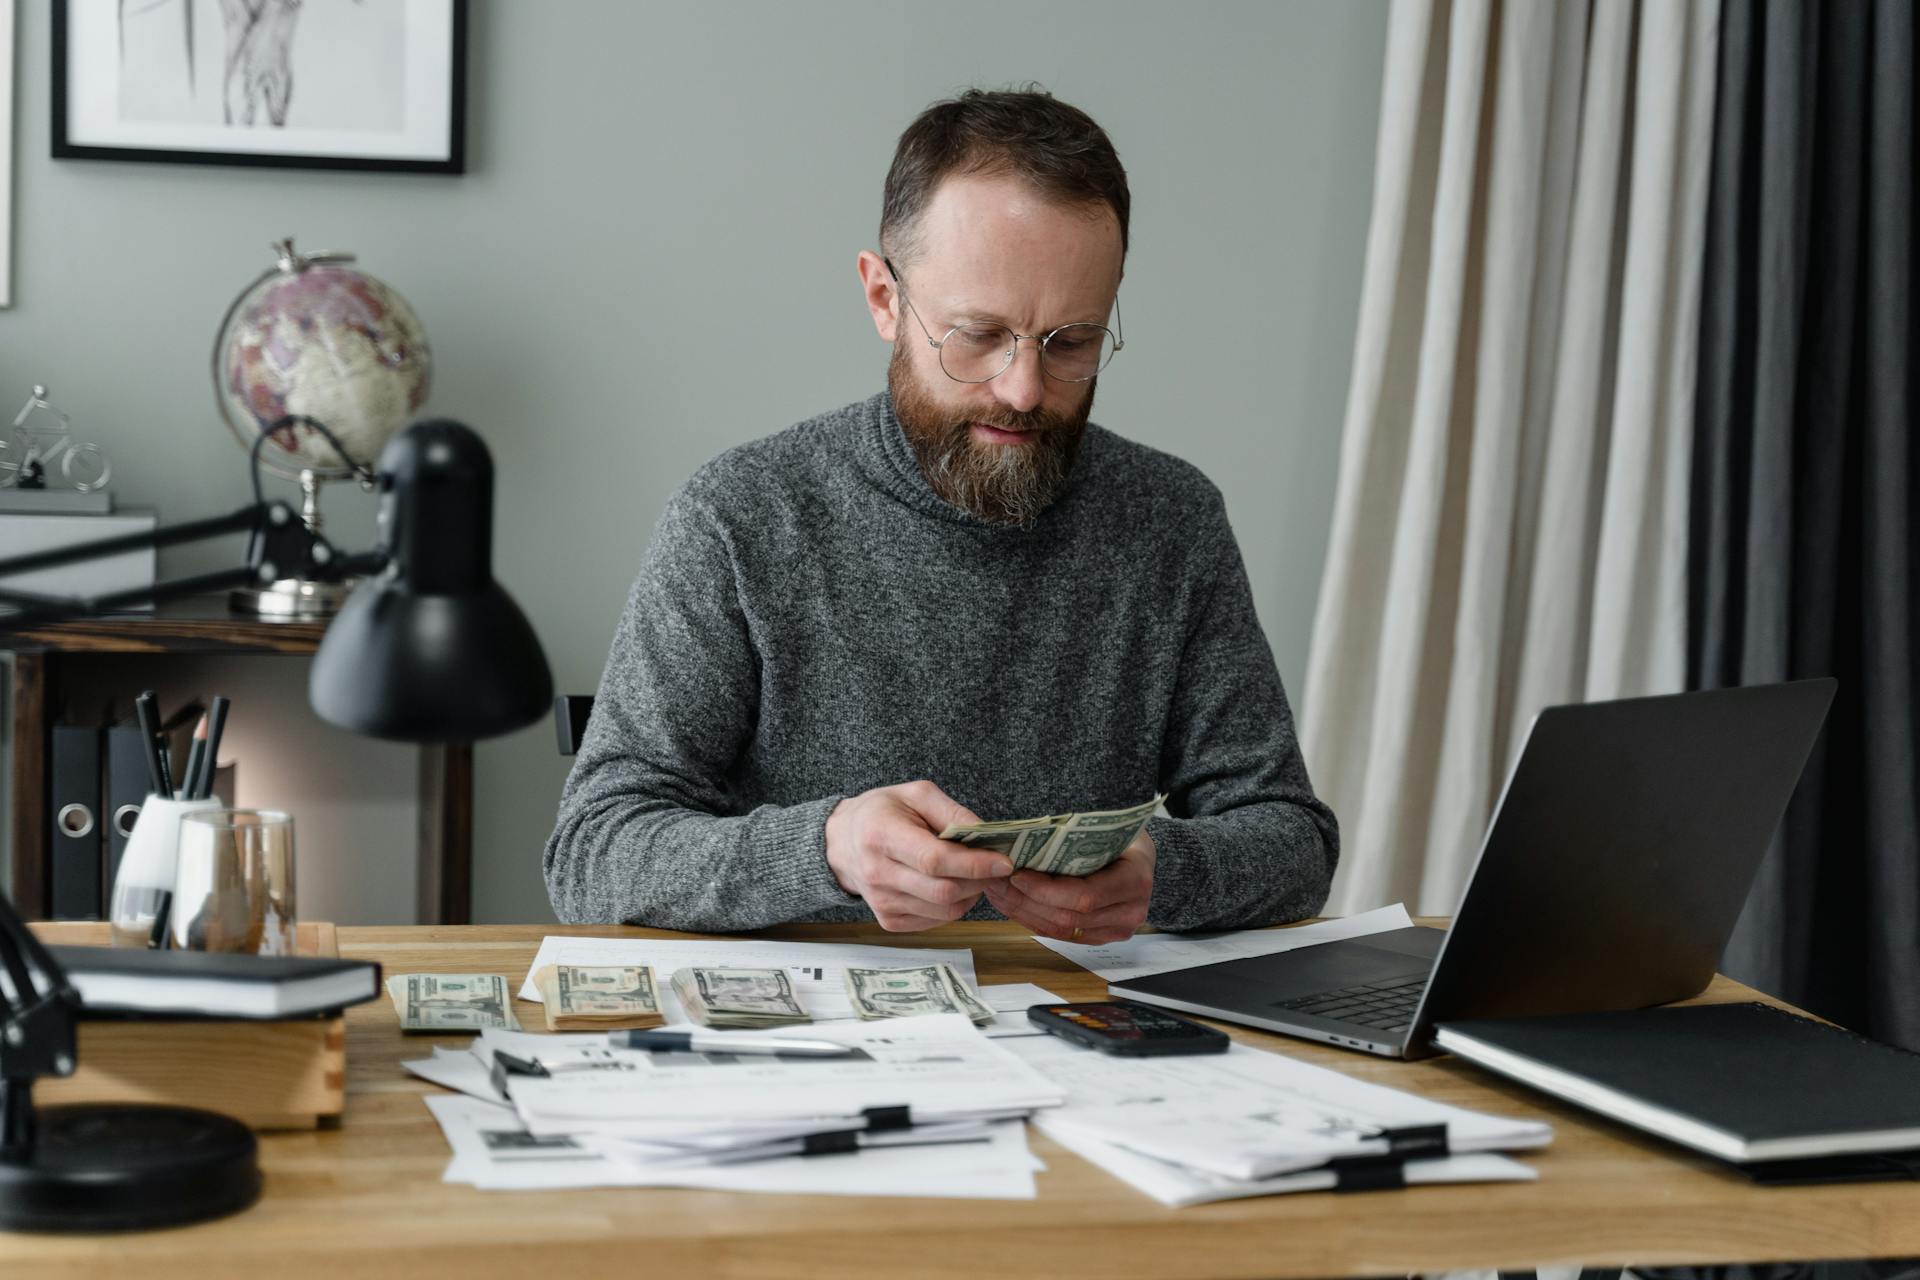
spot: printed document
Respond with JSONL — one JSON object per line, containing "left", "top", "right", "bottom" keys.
{"left": 1032, "top": 903, "right": 1415, "bottom": 981}
{"left": 1007, "top": 1032, "right": 1547, "bottom": 1205}
{"left": 501, "top": 1014, "right": 1063, "bottom": 1137}
{"left": 426, "top": 1095, "right": 1039, "bottom": 1199}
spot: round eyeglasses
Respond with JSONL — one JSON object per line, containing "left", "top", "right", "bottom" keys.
{"left": 885, "top": 258, "right": 1124, "bottom": 385}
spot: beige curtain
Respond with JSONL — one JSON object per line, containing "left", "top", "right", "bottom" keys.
{"left": 1302, "top": 0, "right": 1720, "bottom": 917}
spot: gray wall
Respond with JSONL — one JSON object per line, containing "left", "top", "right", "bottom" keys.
{"left": 1, "top": 1, "right": 1388, "bottom": 925}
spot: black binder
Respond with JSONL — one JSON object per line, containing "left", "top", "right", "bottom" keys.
{"left": 103, "top": 720, "right": 157, "bottom": 910}
{"left": 49, "top": 723, "right": 103, "bottom": 920}
{"left": 1435, "top": 1002, "right": 1920, "bottom": 1182}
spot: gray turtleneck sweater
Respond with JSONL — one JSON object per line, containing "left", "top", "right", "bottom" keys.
{"left": 543, "top": 392, "right": 1338, "bottom": 932}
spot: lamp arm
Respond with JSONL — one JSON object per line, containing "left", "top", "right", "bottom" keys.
{"left": 0, "top": 888, "right": 80, "bottom": 1157}
{"left": 0, "top": 499, "right": 370, "bottom": 634}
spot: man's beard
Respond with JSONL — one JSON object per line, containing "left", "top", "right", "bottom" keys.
{"left": 889, "top": 341, "right": 1094, "bottom": 529}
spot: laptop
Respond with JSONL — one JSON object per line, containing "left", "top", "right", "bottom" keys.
{"left": 1111, "top": 680, "right": 1837, "bottom": 1060}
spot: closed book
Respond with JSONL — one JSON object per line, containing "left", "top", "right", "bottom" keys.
{"left": 49, "top": 723, "right": 103, "bottom": 920}
{"left": 0, "top": 510, "right": 157, "bottom": 605}
{"left": 49, "top": 945, "right": 382, "bottom": 1020}
{"left": 1434, "top": 1002, "right": 1920, "bottom": 1165}
{"left": 0, "top": 487, "right": 114, "bottom": 514}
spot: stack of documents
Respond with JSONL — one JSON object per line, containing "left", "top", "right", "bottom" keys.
{"left": 411, "top": 1016, "right": 1057, "bottom": 1199}
{"left": 402, "top": 927, "right": 1551, "bottom": 1206}
{"left": 1008, "top": 1032, "right": 1552, "bottom": 1206}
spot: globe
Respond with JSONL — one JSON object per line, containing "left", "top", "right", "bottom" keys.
{"left": 213, "top": 240, "right": 432, "bottom": 481}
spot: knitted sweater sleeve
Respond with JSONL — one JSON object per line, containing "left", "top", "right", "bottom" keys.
{"left": 542, "top": 488, "right": 856, "bottom": 930}
{"left": 1143, "top": 513, "right": 1341, "bottom": 930}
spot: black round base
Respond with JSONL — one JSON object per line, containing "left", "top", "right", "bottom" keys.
{"left": 0, "top": 1104, "right": 261, "bottom": 1232}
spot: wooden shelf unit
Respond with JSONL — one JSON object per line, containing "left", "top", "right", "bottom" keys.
{"left": 2, "top": 597, "right": 472, "bottom": 924}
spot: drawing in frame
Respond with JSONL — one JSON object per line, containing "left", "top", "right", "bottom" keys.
{"left": 2, "top": 0, "right": 14, "bottom": 306}
{"left": 52, "top": 0, "right": 466, "bottom": 174}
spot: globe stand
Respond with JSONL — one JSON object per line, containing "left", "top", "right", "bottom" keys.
{"left": 229, "top": 469, "right": 360, "bottom": 618}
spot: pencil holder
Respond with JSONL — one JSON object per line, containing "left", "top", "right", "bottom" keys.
{"left": 108, "top": 794, "right": 222, "bottom": 948}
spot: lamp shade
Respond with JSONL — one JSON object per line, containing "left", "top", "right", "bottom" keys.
{"left": 309, "top": 420, "right": 553, "bottom": 741}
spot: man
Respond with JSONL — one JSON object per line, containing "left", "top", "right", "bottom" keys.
{"left": 545, "top": 88, "right": 1337, "bottom": 944}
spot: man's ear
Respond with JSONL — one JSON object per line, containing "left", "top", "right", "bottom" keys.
{"left": 856, "top": 250, "right": 900, "bottom": 343}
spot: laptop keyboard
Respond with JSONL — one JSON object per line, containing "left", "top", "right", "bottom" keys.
{"left": 1274, "top": 978, "right": 1425, "bottom": 1032}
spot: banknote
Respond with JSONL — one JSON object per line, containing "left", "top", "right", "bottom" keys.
{"left": 533, "top": 964, "right": 664, "bottom": 1032}
{"left": 387, "top": 973, "right": 520, "bottom": 1034}
{"left": 670, "top": 967, "right": 811, "bottom": 1028}
{"left": 941, "top": 794, "right": 1165, "bottom": 877}
{"left": 843, "top": 964, "right": 996, "bottom": 1026}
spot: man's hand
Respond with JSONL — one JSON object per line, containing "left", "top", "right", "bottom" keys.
{"left": 983, "top": 829, "right": 1155, "bottom": 945}
{"left": 825, "top": 781, "right": 1015, "bottom": 932}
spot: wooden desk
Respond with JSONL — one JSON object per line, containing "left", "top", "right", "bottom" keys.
{"left": 1, "top": 597, "right": 473, "bottom": 923}
{"left": 4, "top": 921, "right": 1916, "bottom": 1279}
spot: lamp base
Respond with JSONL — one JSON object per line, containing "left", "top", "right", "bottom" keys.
{"left": 0, "top": 1104, "right": 261, "bottom": 1232}
{"left": 230, "top": 577, "right": 358, "bottom": 619}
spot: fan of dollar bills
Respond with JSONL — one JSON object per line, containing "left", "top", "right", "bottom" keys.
{"left": 843, "top": 964, "right": 995, "bottom": 1026}
{"left": 939, "top": 794, "right": 1164, "bottom": 876}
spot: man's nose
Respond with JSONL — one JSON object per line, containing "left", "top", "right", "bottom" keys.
{"left": 990, "top": 338, "right": 1046, "bottom": 414}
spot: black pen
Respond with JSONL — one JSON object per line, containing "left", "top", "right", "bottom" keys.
{"left": 147, "top": 891, "right": 172, "bottom": 950}
{"left": 180, "top": 713, "right": 208, "bottom": 804}
{"left": 197, "top": 695, "right": 231, "bottom": 800}
{"left": 133, "top": 691, "right": 168, "bottom": 797}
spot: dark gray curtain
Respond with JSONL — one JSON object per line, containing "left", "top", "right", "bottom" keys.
{"left": 1690, "top": 0, "right": 1917, "bottom": 1048}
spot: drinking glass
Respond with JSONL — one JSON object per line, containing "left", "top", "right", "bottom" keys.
{"left": 171, "top": 810, "right": 297, "bottom": 955}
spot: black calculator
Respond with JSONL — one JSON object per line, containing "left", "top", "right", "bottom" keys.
{"left": 1027, "top": 1001, "right": 1231, "bottom": 1056}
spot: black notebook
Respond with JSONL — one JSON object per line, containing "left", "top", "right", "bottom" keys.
{"left": 48, "top": 946, "right": 382, "bottom": 1020}
{"left": 1434, "top": 1002, "right": 1920, "bottom": 1168}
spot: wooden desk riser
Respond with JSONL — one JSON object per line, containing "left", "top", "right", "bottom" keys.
{"left": 3, "top": 920, "right": 1915, "bottom": 1280}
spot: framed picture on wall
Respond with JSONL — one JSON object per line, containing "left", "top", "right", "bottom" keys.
{"left": 51, "top": 0, "right": 467, "bottom": 174}
{"left": 2, "top": 0, "right": 14, "bottom": 307}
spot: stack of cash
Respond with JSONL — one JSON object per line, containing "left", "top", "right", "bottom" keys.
{"left": 940, "top": 794, "right": 1165, "bottom": 877}
{"left": 387, "top": 973, "right": 520, "bottom": 1033}
{"left": 670, "top": 967, "right": 812, "bottom": 1029}
{"left": 843, "top": 964, "right": 996, "bottom": 1026}
{"left": 532, "top": 964, "right": 664, "bottom": 1032}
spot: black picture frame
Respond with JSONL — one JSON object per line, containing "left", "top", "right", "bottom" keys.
{"left": 51, "top": 0, "right": 467, "bottom": 175}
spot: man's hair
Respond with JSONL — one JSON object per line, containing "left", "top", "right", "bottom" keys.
{"left": 879, "top": 86, "right": 1129, "bottom": 266}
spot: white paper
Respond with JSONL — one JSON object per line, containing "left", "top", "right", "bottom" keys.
{"left": 1040, "top": 1119, "right": 1536, "bottom": 1208}
{"left": 1008, "top": 1034, "right": 1548, "bottom": 1180}
{"left": 515, "top": 936, "right": 980, "bottom": 1024}
{"left": 426, "top": 1095, "right": 1038, "bottom": 1199}
{"left": 977, "top": 982, "right": 1064, "bottom": 1037}
{"left": 502, "top": 1015, "right": 1062, "bottom": 1137}
{"left": 1007, "top": 1032, "right": 1547, "bottom": 1204}
{"left": 403, "top": 1045, "right": 507, "bottom": 1104}
{"left": 1033, "top": 903, "right": 1416, "bottom": 982}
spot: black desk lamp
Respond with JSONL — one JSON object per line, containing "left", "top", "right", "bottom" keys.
{"left": 0, "top": 418, "right": 553, "bottom": 1230}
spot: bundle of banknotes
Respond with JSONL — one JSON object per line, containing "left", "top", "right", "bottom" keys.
{"left": 843, "top": 964, "right": 995, "bottom": 1026}
{"left": 531, "top": 964, "right": 664, "bottom": 1032}
{"left": 939, "top": 793, "right": 1165, "bottom": 876}
{"left": 670, "top": 967, "right": 812, "bottom": 1028}
{"left": 388, "top": 973, "right": 520, "bottom": 1033}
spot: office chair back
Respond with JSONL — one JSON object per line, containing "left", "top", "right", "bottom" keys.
{"left": 553, "top": 695, "right": 594, "bottom": 756}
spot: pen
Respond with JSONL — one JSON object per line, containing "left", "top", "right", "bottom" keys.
{"left": 132, "top": 691, "right": 168, "bottom": 797}
{"left": 196, "top": 695, "right": 231, "bottom": 800}
{"left": 180, "top": 713, "right": 208, "bottom": 803}
{"left": 610, "top": 1029, "right": 856, "bottom": 1057}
